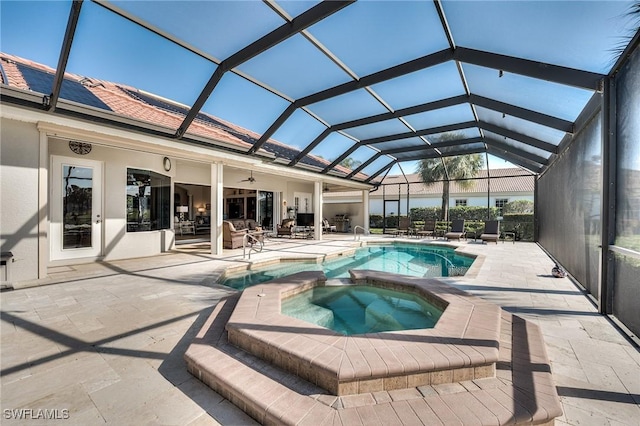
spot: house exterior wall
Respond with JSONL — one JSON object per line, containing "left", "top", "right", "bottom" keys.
{"left": 175, "top": 160, "right": 211, "bottom": 185}
{"left": 1, "top": 107, "right": 367, "bottom": 282}
{"left": 283, "top": 181, "right": 315, "bottom": 222}
{"left": 368, "top": 193, "right": 533, "bottom": 215}
{"left": 48, "top": 137, "right": 176, "bottom": 262}
{"left": 323, "top": 203, "right": 364, "bottom": 232}
{"left": 0, "top": 118, "right": 41, "bottom": 281}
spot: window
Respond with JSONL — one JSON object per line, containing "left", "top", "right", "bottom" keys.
{"left": 455, "top": 199, "right": 467, "bottom": 207}
{"left": 126, "top": 168, "right": 171, "bottom": 232}
{"left": 495, "top": 198, "right": 509, "bottom": 216}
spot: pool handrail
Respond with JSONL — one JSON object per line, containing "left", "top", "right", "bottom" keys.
{"left": 353, "top": 225, "right": 369, "bottom": 241}
{"left": 243, "top": 233, "right": 263, "bottom": 259}
{"left": 431, "top": 251, "right": 456, "bottom": 268}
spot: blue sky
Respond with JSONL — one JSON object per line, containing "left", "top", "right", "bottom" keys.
{"left": 2, "top": 0, "right": 637, "bottom": 175}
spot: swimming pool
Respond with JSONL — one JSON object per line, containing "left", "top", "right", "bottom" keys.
{"left": 220, "top": 244, "right": 474, "bottom": 290}
{"left": 281, "top": 285, "right": 443, "bottom": 335}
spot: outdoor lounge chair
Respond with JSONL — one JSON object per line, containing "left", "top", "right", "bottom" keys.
{"left": 223, "top": 220, "right": 246, "bottom": 249}
{"left": 276, "top": 219, "right": 295, "bottom": 238}
{"left": 445, "top": 219, "right": 466, "bottom": 241}
{"left": 322, "top": 219, "right": 337, "bottom": 233}
{"left": 393, "top": 217, "right": 410, "bottom": 237}
{"left": 417, "top": 219, "right": 436, "bottom": 238}
{"left": 480, "top": 220, "right": 500, "bottom": 244}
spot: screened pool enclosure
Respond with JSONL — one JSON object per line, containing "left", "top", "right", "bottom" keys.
{"left": 1, "top": 1, "right": 639, "bottom": 338}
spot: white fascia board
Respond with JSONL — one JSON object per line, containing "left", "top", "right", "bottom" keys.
{"left": 323, "top": 197, "right": 363, "bottom": 204}
{"left": 1, "top": 85, "right": 273, "bottom": 157}
{"left": 1, "top": 102, "right": 372, "bottom": 191}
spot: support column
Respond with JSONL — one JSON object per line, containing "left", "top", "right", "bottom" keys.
{"left": 363, "top": 189, "right": 370, "bottom": 232}
{"left": 38, "top": 130, "right": 49, "bottom": 279}
{"left": 406, "top": 184, "right": 410, "bottom": 219}
{"left": 314, "top": 181, "right": 322, "bottom": 240}
{"left": 599, "top": 77, "right": 616, "bottom": 315}
{"left": 534, "top": 178, "right": 539, "bottom": 242}
{"left": 211, "top": 163, "right": 224, "bottom": 255}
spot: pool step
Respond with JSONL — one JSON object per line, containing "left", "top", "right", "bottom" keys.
{"left": 284, "top": 301, "right": 334, "bottom": 330}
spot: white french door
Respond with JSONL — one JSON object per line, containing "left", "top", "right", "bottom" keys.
{"left": 50, "top": 156, "right": 103, "bottom": 261}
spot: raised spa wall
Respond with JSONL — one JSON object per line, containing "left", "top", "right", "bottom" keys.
{"left": 186, "top": 269, "right": 563, "bottom": 425}
{"left": 225, "top": 270, "right": 501, "bottom": 396}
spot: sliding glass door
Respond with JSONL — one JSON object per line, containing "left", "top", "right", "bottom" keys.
{"left": 257, "top": 191, "right": 273, "bottom": 229}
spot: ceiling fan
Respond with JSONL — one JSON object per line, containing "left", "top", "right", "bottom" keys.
{"left": 240, "top": 171, "right": 256, "bottom": 183}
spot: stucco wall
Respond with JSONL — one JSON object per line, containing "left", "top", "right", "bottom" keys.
{"left": 48, "top": 138, "right": 176, "bottom": 261}
{"left": 368, "top": 194, "right": 533, "bottom": 215}
{"left": 323, "top": 202, "right": 364, "bottom": 231}
{"left": 1, "top": 118, "right": 41, "bottom": 281}
{"left": 1, "top": 113, "right": 366, "bottom": 280}
{"left": 175, "top": 160, "right": 210, "bottom": 185}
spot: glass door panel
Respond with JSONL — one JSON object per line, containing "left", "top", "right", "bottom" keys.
{"left": 257, "top": 191, "right": 273, "bottom": 229}
{"left": 62, "top": 165, "right": 93, "bottom": 249}
{"left": 51, "top": 156, "right": 103, "bottom": 260}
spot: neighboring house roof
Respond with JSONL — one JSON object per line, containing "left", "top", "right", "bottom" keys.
{"left": 381, "top": 169, "right": 535, "bottom": 195}
{"left": 0, "top": 53, "right": 361, "bottom": 179}
{"left": 325, "top": 168, "right": 534, "bottom": 199}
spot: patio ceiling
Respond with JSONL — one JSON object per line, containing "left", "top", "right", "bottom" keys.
{"left": 2, "top": 0, "right": 638, "bottom": 183}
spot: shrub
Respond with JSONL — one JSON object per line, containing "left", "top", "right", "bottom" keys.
{"left": 409, "top": 207, "right": 441, "bottom": 221}
{"left": 410, "top": 206, "right": 499, "bottom": 221}
{"left": 504, "top": 200, "right": 534, "bottom": 214}
{"left": 502, "top": 213, "right": 534, "bottom": 223}
{"left": 369, "top": 215, "right": 384, "bottom": 228}
{"left": 449, "top": 206, "right": 500, "bottom": 221}
{"left": 502, "top": 213, "right": 534, "bottom": 241}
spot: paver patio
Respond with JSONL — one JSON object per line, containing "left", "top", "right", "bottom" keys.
{"left": 1, "top": 235, "right": 639, "bottom": 425}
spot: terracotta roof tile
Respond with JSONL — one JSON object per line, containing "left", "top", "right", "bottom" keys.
{"left": 1, "top": 54, "right": 36, "bottom": 90}
{"left": 326, "top": 168, "right": 534, "bottom": 198}
{"left": 1, "top": 52, "right": 360, "bottom": 175}
{"left": 380, "top": 170, "right": 534, "bottom": 193}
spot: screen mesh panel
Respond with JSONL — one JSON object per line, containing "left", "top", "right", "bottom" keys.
{"left": 538, "top": 112, "right": 602, "bottom": 296}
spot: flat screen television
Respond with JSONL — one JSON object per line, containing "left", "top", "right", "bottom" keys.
{"left": 296, "top": 213, "right": 314, "bottom": 227}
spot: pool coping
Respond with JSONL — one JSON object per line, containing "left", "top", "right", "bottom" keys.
{"left": 218, "top": 240, "right": 482, "bottom": 286}
{"left": 225, "top": 270, "right": 501, "bottom": 396}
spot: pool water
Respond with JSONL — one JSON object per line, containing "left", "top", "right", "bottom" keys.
{"left": 282, "top": 285, "right": 442, "bottom": 335}
{"left": 220, "top": 244, "right": 474, "bottom": 290}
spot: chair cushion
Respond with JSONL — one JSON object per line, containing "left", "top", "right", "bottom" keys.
{"left": 230, "top": 219, "right": 246, "bottom": 230}
{"left": 281, "top": 219, "right": 295, "bottom": 228}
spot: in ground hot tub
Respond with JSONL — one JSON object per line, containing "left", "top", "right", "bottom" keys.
{"left": 282, "top": 285, "right": 443, "bottom": 335}
{"left": 187, "top": 269, "right": 564, "bottom": 425}
{"left": 225, "top": 270, "right": 501, "bottom": 396}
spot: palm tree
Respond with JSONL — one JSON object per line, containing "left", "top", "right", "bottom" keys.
{"left": 417, "top": 154, "right": 484, "bottom": 221}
